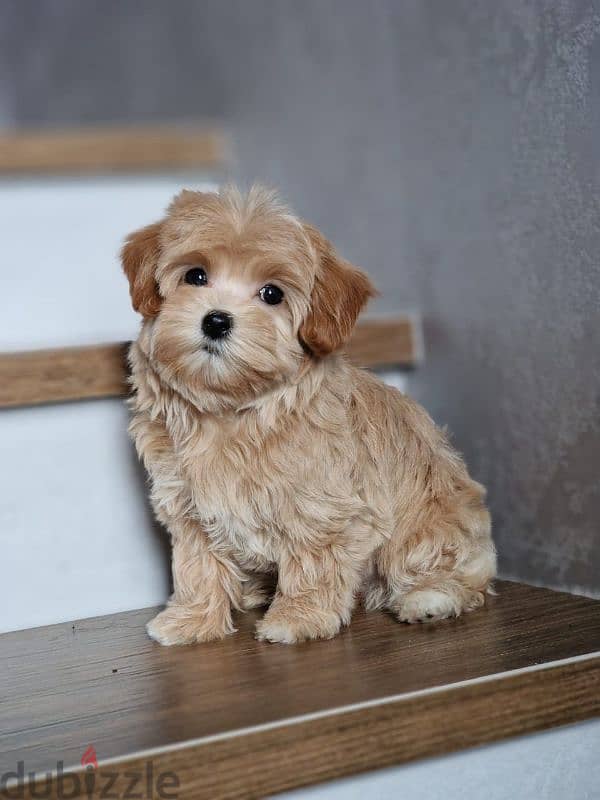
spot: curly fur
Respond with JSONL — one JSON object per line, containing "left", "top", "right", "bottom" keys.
{"left": 122, "top": 186, "right": 496, "bottom": 645}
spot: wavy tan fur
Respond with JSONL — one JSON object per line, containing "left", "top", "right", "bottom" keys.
{"left": 123, "top": 186, "right": 496, "bottom": 645}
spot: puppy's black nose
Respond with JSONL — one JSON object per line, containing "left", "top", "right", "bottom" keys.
{"left": 202, "top": 310, "right": 233, "bottom": 340}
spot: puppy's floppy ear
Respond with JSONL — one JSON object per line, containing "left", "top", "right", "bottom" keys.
{"left": 121, "top": 221, "right": 164, "bottom": 317}
{"left": 299, "top": 223, "right": 376, "bottom": 356}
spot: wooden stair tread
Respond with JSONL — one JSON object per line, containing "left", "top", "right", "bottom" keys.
{"left": 0, "top": 126, "right": 227, "bottom": 174}
{"left": 0, "top": 316, "right": 419, "bottom": 409}
{"left": 1, "top": 580, "right": 599, "bottom": 798}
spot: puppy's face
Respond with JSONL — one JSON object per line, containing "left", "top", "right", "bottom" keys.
{"left": 122, "top": 187, "right": 374, "bottom": 410}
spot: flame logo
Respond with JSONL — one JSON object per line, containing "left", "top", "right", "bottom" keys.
{"left": 81, "top": 745, "right": 98, "bottom": 770}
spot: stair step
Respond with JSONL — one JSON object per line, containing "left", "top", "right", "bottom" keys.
{"left": 0, "top": 126, "right": 227, "bottom": 175}
{"left": 0, "top": 315, "right": 420, "bottom": 409}
{"left": 1, "top": 580, "right": 599, "bottom": 798}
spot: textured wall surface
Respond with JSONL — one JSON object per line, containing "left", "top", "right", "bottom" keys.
{"left": 1, "top": 0, "right": 598, "bottom": 594}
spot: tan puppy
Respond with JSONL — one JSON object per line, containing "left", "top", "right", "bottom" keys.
{"left": 122, "top": 186, "right": 496, "bottom": 645}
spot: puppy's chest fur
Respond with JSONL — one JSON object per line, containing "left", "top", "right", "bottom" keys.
{"left": 155, "top": 398, "right": 358, "bottom": 570}
{"left": 129, "top": 350, "right": 375, "bottom": 570}
{"left": 182, "top": 418, "right": 285, "bottom": 566}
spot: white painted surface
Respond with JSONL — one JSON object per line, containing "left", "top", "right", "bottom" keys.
{"left": 0, "top": 400, "right": 170, "bottom": 632}
{"left": 0, "top": 175, "right": 216, "bottom": 351}
{"left": 0, "top": 176, "right": 216, "bottom": 632}
{"left": 273, "top": 719, "right": 600, "bottom": 800}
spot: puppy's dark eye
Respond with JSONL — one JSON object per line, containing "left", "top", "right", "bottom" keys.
{"left": 184, "top": 267, "right": 208, "bottom": 286}
{"left": 259, "top": 284, "right": 284, "bottom": 305}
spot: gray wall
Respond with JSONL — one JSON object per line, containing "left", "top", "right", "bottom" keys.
{"left": 1, "top": 0, "right": 599, "bottom": 595}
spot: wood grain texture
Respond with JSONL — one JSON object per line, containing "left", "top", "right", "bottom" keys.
{"left": 346, "top": 315, "right": 418, "bottom": 368}
{"left": 1, "top": 581, "right": 599, "bottom": 798}
{"left": 0, "top": 343, "right": 130, "bottom": 407}
{"left": 18, "top": 659, "right": 599, "bottom": 800}
{"left": 0, "top": 127, "right": 226, "bottom": 174}
{"left": 0, "top": 317, "right": 417, "bottom": 409}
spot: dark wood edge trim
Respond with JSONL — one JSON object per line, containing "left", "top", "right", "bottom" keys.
{"left": 0, "top": 317, "right": 418, "bottom": 409}
{"left": 0, "top": 127, "right": 228, "bottom": 174}
{"left": 14, "top": 656, "right": 600, "bottom": 799}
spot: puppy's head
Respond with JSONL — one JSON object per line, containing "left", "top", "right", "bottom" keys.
{"left": 122, "top": 186, "right": 375, "bottom": 409}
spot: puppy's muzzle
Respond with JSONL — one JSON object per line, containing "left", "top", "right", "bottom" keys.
{"left": 202, "top": 310, "right": 233, "bottom": 340}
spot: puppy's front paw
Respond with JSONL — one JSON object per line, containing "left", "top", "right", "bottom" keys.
{"left": 255, "top": 598, "right": 342, "bottom": 644}
{"left": 146, "top": 603, "right": 235, "bottom": 646}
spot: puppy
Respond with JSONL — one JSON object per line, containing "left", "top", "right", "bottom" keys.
{"left": 122, "top": 186, "right": 496, "bottom": 645}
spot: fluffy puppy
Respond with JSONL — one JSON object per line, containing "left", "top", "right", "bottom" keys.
{"left": 122, "top": 186, "right": 496, "bottom": 645}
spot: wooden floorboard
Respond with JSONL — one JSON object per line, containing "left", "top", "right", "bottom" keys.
{"left": 0, "top": 316, "right": 418, "bottom": 409}
{"left": 1, "top": 581, "right": 599, "bottom": 798}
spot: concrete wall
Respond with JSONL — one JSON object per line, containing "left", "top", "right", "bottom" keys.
{"left": 1, "top": 0, "right": 599, "bottom": 595}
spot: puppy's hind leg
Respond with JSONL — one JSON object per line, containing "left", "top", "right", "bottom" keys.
{"left": 240, "top": 572, "right": 277, "bottom": 610}
{"left": 379, "top": 499, "right": 496, "bottom": 624}
{"left": 394, "top": 580, "right": 486, "bottom": 624}
{"left": 362, "top": 557, "right": 390, "bottom": 611}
